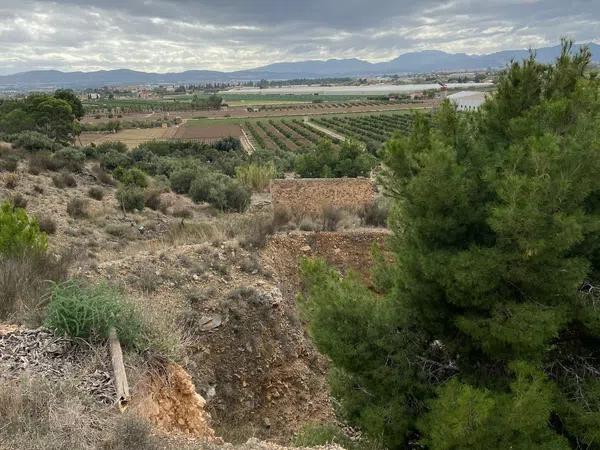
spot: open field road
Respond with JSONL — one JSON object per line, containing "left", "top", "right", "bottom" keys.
{"left": 304, "top": 119, "right": 346, "bottom": 141}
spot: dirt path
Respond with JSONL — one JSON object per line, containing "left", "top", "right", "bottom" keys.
{"left": 240, "top": 128, "right": 256, "bottom": 154}
{"left": 303, "top": 120, "right": 346, "bottom": 141}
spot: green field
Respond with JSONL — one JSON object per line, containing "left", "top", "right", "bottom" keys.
{"left": 235, "top": 112, "right": 416, "bottom": 155}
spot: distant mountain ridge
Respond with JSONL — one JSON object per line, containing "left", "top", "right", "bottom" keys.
{"left": 2, "top": 43, "right": 599, "bottom": 89}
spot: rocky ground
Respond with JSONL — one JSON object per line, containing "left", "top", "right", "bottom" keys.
{"left": 0, "top": 155, "right": 387, "bottom": 448}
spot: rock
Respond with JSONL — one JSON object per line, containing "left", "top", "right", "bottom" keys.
{"left": 263, "top": 417, "right": 271, "bottom": 428}
{"left": 199, "top": 314, "right": 223, "bottom": 331}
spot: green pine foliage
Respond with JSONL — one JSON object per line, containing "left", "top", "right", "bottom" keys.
{"left": 0, "top": 202, "right": 48, "bottom": 257}
{"left": 300, "top": 40, "right": 600, "bottom": 449}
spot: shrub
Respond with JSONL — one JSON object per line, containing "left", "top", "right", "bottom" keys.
{"left": 29, "top": 151, "right": 60, "bottom": 173}
{"left": 105, "top": 224, "right": 136, "bottom": 240}
{"left": 239, "top": 213, "right": 275, "bottom": 248}
{"left": 66, "top": 198, "right": 88, "bottom": 219}
{"left": 91, "top": 164, "right": 116, "bottom": 185}
{"left": 0, "top": 202, "right": 47, "bottom": 257}
{"left": 169, "top": 168, "right": 198, "bottom": 194}
{"left": 358, "top": 200, "right": 389, "bottom": 227}
{"left": 52, "top": 172, "right": 77, "bottom": 188}
{"left": 0, "top": 250, "right": 71, "bottom": 322}
{"left": 62, "top": 172, "right": 77, "bottom": 187}
{"left": 10, "top": 193, "right": 28, "bottom": 209}
{"left": 189, "top": 173, "right": 250, "bottom": 212}
{"left": 36, "top": 216, "right": 57, "bottom": 234}
{"left": 9, "top": 131, "right": 57, "bottom": 152}
{"left": 5, "top": 173, "right": 19, "bottom": 189}
{"left": 100, "top": 149, "right": 132, "bottom": 171}
{"left": 114, "top": 167, "right": 148, "bottom": 188}
{"left": 235, "top": 162, "right": 276, "bottom": 192}
{"left": 224, "top": 181, "right": 251, "bottom": 212}
{"left": 53, "top": 147, "right": 85, "bottom": 172}
{"left": 88, "top": 186, "right": 104, "bottom": 200}
{"left": 171, "top": 207, "right": 193, "bottom": 219}
{"left": 321, "top": 205, "right": 344, "bottom": 231}
{"left": 45, "top": 281, "right": 145, "bottom": 348}
{"left": 273, "top": 206, "right": 292, "bottom": 228}
{"left": 143, "top": 189, "right": 162, "bottom": 210}
{"left": 299, "top": 217, "right": 320, "bottom": 231}
{"left": 51, "top": 173, "right": 66, "bottom": 188}
{"left": 0, "top": 155, "right": 18, "bottom": 172}
{"left": 116, "top": 186, "right": 145, "bottom": 212}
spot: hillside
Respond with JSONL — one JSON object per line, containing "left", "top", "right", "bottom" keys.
{"left": 0, "top": 137, "right": 388, "bottom": 449}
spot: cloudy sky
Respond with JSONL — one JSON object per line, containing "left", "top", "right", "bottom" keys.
{"left": 0, "top": 0, "right": 598, "bottom": 75}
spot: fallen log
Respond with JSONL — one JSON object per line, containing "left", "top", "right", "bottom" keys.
{"left": 108, "top": 327, "right": 130, "bottom": 411}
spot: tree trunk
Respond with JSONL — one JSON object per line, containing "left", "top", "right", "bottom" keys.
{"left": 108, "top": 327, "right": 130, "bottom": 411}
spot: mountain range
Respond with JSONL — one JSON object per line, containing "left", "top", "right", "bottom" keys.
{"left": 1, "top": 43, "right": 599, "bottom": 89}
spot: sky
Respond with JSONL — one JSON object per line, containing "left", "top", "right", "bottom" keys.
{"left": 0, "top": 0, "right": 599, "bottom": 75}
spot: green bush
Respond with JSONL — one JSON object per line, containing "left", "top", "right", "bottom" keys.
{"left": 225, "top": 181, "right": 251, "bottom": 212}
{"left": 53, "top": 147, "right": 85, "bottom": 172}
{"left": 114, "top": 167, "right": 148, "bottom": 188}
{"left": 235, "top": 162, "right": 276, "bottom": 192}
{"left": 100, "top": 149, "right": 132, "bottom": 171}
{"left": 169, "top": 168, "right": 199, "bottom": 194}
{"left": 45, "top": 281, "right": 144, "bottom": 348}
{"left": 0, "top": 155, "right": 19, "bottom": 172}
{"left": 8, "top": 131, "right": 57, "bottom": 152}
{"left": 189, "top": 173, "right": 250, "bottom": 212}
{"left": 116, "top": 186, "right": 145, "bottom": 212}
{"left": 294, "top": 139, "right": 377, "bottom": 178}
{"left": 0, "top": 202, "right": 47, "bottom": 257}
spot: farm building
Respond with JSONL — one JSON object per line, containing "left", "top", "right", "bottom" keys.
{"left": 447, "top": 91, "right": 487, "bottom": 111}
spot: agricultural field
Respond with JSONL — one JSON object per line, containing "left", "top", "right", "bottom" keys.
{"left": 78, "top": 126, "right": 178, "bottom": 148}
{"left": 172, "top": 123, "right": 243, "bottom": 143}
{"left": 243, "top": 118, "right": 342, "bottom": 153}
{"left": 233, "top": 112, "right": 417, "bottom": 154}
{"left": 312, "top": 113, "right": 415, "bottom": 151}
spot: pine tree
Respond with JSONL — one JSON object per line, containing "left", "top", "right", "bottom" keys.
{"left": 300, "top": 40, "right": 600, "bottom": 448}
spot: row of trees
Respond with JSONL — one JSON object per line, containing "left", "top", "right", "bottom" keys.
{"left": 190, "top": 94, "right": 223, "bottom": 110}
{"left": 301, "top": 41, "right": 600, "bottom": 448}
{"left": 0, "top": 90, "right": 83, "bottom": 144}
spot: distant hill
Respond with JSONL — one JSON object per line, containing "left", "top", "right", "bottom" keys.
{"left": 1, "top": 43, "right": 599, "bottom": 89}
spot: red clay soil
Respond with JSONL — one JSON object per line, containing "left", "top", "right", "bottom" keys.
{"left": 261, "top": 229, "right": 391, "bottom": 300}
{"left": 133, "top": 363, "right": 220, "bottom": 442}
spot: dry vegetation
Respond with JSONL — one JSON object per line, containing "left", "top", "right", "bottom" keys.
{"left": 0, "top": 141, "right": 388, "bottom": 450}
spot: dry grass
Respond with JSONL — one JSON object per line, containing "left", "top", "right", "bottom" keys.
{"left": 36, "top": 215, "right": 57, "bottom": 235}
{"left": 11, "top": 193, "right": 28, "bottom": 209}
{"left": 0, "top": 377, "right": 109, "bottom": 450}
{"left": 67, "top": 198, "right": 89, "bottom": 219}
{"left": 0, "top": 250, "right": 72, "bottom": 324}
{"left": 0, "top": 376, "right": 178, "bottom": 450}
{"left": 5, "top": 172, "right": 19, "bottom": 189}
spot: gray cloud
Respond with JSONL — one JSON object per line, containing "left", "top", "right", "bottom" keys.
{"left": 0, "top": 0, "right": 598, "bottom": 74}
